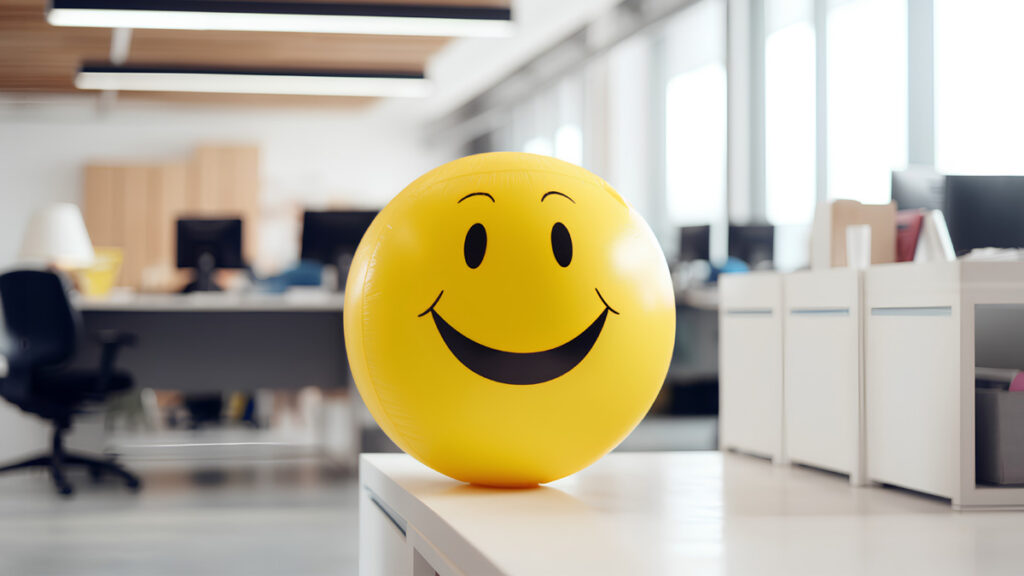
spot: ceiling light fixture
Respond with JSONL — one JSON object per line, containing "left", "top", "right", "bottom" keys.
{"left": 48, "top": 0, "right": 513, "bottom": 37}
{"left": 75, "top": 65, "right": 432, "bottom": 98}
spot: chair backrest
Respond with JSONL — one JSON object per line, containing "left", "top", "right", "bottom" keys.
{"left": 0, "top": 270, "right": 80, "bottom": 370}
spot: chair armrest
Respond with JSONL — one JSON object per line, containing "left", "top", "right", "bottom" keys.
{"left": 94, "top": 330, "right": 137, "bottom": 392}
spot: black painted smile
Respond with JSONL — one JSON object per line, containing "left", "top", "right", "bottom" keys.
{"left": 418, "top": 289, "right": 619, "bottom": 385}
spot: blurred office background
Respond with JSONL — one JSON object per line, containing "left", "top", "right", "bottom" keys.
{"left": 1, "top": 0, "right": 1022, "bottom": 573}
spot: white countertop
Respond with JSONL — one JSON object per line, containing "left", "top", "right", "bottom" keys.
{"left": 74, "top": 290, "right": 345, "bottom": 312}
{"left": 362, "top": 451, "right": 1024, "bottom": 576}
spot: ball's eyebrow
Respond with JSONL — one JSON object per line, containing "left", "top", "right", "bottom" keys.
{"left": 541, "top": 190, "right": 575, "bottom": 204}
{"left": 458, "top": 192, "right": 495, "bottom": 203}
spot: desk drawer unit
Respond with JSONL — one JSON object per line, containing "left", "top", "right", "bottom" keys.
{"left": 784, "top": 268, "right": 864, "bottom": 484}
{"left": 719, "top": 272, "right": 784, "bottom": 461}
{"left": 865, "top": 261, "right": 1024, "bottom": 509}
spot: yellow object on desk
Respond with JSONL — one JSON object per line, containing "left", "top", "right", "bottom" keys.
{"left": 344, "top": 152, "right": 676, "bottom": 487}
{"left": 76, "top": 247, "right": 123, "bottom": 297}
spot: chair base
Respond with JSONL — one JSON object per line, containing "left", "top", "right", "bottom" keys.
{"left": 0, "top": 452, "right": 142, "bottom": 496}
{"left": 0, "top": 423, "right": 142, "bottom": 497}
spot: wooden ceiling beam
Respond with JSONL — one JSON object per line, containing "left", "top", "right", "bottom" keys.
{"left": 0, "top": 0, "right": 508, "bottom": 105}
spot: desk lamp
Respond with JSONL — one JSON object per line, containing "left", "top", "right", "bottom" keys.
{"left": 19, "top": 203, "right": 96, "bottom": 270}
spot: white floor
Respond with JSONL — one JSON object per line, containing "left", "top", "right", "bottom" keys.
{"left": 0, "top": 457, "right": 359, "bottom": 576}
{"left": 0, "top": 416, "right": 716, "bottom": 576}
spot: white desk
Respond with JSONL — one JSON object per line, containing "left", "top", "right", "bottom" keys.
{"left": 360, "top": 451, "right": 1024, "bottom": 576}
{"left": 865, "top": 261, "right": 1024, "bottom": 508}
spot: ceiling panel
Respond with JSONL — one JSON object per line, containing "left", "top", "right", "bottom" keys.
{"left": 126, "top": 29, "right": 447, "bottom": 73}
{"left": 0, "top": 2, "right": 111, "bottom": 92}
{"left": 0, "top": 0, "right": 509, "bottom": 105}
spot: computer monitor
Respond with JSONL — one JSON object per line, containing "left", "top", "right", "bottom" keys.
{"left": 728, "top": 224, "right": 774, "bottom": 268}
{"left": 891, "top": 167, "right": 945, "bottom": 211}
{"left": 943, "top": 175, "right": 1024, "bottom": 255}
{"left": 678, "top": 225, "right": 711, "bottom": 262}
{"left": 176, "top": 218, "right": 244, "bottom": 292}
{"left": 301, "top": 210, "right": 378, "bottom": 288}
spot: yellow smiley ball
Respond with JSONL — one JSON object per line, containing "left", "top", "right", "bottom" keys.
{"left": 344, "top": 152, "right": 675, "bottom": 487}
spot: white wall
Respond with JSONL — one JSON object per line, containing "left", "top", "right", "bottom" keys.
{"left": 0, "top": 95, "right": 458, "bottom": 271}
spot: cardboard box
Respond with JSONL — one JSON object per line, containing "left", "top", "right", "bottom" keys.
{"left": 811, "top": 199, "right": 897, "bottom": 269}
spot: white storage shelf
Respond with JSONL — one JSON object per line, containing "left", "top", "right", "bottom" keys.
{"left": 719, "top": 272, "right": 784, "bottom": 462}
{"left": 783, "top": 268, "right": 865, "bottom": 484}
{"left": 864, "top": 261, "right": 1024, "bottom": 509}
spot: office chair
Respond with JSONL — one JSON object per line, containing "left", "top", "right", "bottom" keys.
{"left": 0, "top": 270, "right": 141, "bottom": 496}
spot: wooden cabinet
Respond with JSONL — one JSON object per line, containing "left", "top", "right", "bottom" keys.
{"left": 83, "top": 144, "right": 260, "bottom": 290}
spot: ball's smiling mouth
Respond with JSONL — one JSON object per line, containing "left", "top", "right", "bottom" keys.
{"left": 418, "top": 289, "right": 619, "bottom": 385}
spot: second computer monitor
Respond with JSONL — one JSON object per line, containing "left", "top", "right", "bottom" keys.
{"left": 729, "top": 225, "right": 774, "bottom": 268}
{"left": 301, "top": 210, "right": 378, "bottom": 267}
{"left": 944, "top": 175, "right": 1024, "bottom": 255}
{"left": 891, "top": 167, "right": 945, "bottom": 211}
{"left": 678, "top": 225, "right": 711, "bottom": 262}
{"left": 176, "top": 218, "right": 244, "bottom": 292}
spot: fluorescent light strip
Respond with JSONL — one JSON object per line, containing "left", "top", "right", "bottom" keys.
{"left": 48, "top": 4, "right": 513, "bottom": 37}
{"left": 75, "top": 70, "right": 432, "bottom": 98}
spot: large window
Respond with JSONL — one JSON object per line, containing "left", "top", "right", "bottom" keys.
{"left": 519, "top": 87, "right": 556, "bottom": 157}
{"left": 665, "top": 66, "right": 727, "bottom": 227}
{"left": 505, "top": 74, "right": 585, "bottom": 166}
{"left": 661, "top": 0, "right": 727, "bottom": 255}
{"left": 827, "top": 0, "right": 907, "bottom": 204}
{"left": 471, "top": 0, "right": 994, "bottom": 268}
{"left": 553, "top": 75, "right": 584, "bottom": 166}
{"left": 935, "top": 0, "right": 1024, "bottom": 175}
{"left": 606, "top": 35, "right": 654, "bottom": 216}
{"left": 764, "top": 0, "right": 816, "bottom": 226}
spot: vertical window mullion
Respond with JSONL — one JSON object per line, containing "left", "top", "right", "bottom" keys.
{"left": 907, "top": 0, "right": 935, "bottom": 167}
{"left": 815, "top": 0, "right": 828, "bottom": 204}
{"left": 750, "top": 0, "right": 767, "bottom": 223}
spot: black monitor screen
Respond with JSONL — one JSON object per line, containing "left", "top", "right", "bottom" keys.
{"left": 678, "top": 225, "right": 711, "bottom": 262}
{"left": 176, "top": 219, "right": 244, "bottom": 269}
{"left": 728, "top": 225, "right": 774, "bottom": 267}
{"left": 301, "top": 210, "right": 378, "bottom": 265}
{"left": 944, "top": 175, "right": 1024, "bottom": 255}
{"left": 892, "top": 168, "right": 945, "bottom": 211}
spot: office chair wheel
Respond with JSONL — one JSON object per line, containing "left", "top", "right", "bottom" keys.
{"left": 88, "top": 465, "right": 104, "bottom": 482}
{"left": 124, "top": 476, "right": 142, "bottom": 491}
{"left": 57, "top": 482, "right": 73, "bottom": 497}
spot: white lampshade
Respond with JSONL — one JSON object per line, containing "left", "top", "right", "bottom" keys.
{"left": 19, "top": 203, "right": 96, "bottom": 269}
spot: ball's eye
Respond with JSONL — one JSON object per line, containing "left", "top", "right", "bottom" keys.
{"left": 551, "top": 222, "right": 572, "bottom": 267}
{"left": 464, "top": 223, "right": 487, "bottom": 269}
